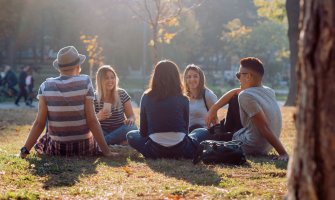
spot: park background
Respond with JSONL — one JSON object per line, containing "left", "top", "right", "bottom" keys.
{"left": 0, "top": 0, "right": 293, "bottom": 106}
{"left": 0, "top": 0, "right": 315, "bottom": 199}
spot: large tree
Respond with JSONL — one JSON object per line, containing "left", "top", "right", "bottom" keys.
{"left": 126, "top": 0, "right": 187, "bottom": 64}
{"left": 287, "top": 0, "right": 335, "bottom": 199}
{"left": 284, "top": 0, "right": 300, "bottom": 106}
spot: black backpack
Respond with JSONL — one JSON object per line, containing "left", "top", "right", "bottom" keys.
{"left": 193, "top": 140, "right": 246, "bottom": 165}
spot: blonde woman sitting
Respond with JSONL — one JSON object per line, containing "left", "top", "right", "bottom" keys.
{"left": 94, "top": 65, "right": 137, "bottom": 145}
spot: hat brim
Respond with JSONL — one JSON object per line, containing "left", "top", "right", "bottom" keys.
{"left": 53, "top": 54, "right": 86, "bottom": 70}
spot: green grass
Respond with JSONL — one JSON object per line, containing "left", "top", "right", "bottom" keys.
{"left": 0, "top": 107, "right": 296, "bottom": 199}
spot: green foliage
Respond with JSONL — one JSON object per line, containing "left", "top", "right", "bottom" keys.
{"left": 254, "top": 0, "right": 287, "bottom": 23}
{"left": 80, "top": 34, "right": 104, "bottom": 79}
{"left": 224, "top": 19, "right": 252, "bottom": 38}
{"left": 221, "top": 19, "right": 289, "bottom": 86}
{"left": 0, "top": 0, "right": 290, "bottom": 90}
{"left": 165, "top": 10, "right": 203, "bottom": 64}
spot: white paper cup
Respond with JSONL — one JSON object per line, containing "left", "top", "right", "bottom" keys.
{"left": 103, "top": 102, "right": 112, "bottom": 113}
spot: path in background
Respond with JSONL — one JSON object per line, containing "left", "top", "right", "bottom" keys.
{"left": 0, "top": 101, "right": 38, "bottom": 110}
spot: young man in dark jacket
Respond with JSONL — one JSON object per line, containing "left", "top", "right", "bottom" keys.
{"left": 3, "top": 65, "right": 18, "bottom": 97}
{"left": 15, "top": 66, "right": 29, "bottom": 106}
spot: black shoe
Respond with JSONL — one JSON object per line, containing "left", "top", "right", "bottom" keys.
{"left": 15, "top": 102, "right": 20, "bottom": 106}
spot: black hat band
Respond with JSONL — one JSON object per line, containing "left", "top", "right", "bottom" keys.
{"left": 58, "top": 58, "right": 80, "bottom": 68}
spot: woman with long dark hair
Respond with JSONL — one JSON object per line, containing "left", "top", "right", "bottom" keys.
{"left": 126, "top": 60, "right": 208, "bottom": 159}
{"left": 183, "top": 64, "right": 218, "bottom": 132}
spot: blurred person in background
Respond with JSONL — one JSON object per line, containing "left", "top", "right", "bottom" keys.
{"left": 15, "top": 66, "right": 29, "bottom": 106}
{"left": 25, "top": 66, "right": 35, "bottom": 107}
{"left": 3, "top": 65, "right": 18, "bottom": 97}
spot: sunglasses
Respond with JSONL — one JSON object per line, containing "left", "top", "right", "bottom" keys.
{"left": 235, "top": 72, "right": 249, "bottom": 79}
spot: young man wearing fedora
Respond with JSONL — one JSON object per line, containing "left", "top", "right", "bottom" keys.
{"left": 206, "top": 57, "right": 289, "bottom": 161}
{"left": 20, "top": 46, "right": 117, "bottom": 158}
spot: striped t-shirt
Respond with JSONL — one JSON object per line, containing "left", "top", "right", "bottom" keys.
{"left": 94, "top": 89, "right": 131, "bottom": 133}
{"left": 37, "top": 75, "right": 94, "bottom": 142}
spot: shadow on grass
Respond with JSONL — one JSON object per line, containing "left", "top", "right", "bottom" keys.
{"left": 145, "top": 158, "right": 222, "bottom": 186}
{"left": 26, "top": 148, "right": 138, "bottom": 189}
{"left": 247, "top": 155, "right": 288, "bottom": 169}
{"left": 145, "top": 155, "right": 287, "bottom": 186}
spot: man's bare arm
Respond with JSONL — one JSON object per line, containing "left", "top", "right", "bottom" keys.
{"left": 251, "top": 111, "right": 288, "bottom": 160}
{"left": 206, "top": 88, "right": 241, "bottom": 127}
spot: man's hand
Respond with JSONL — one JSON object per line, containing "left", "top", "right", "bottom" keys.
{"left": 205, "top": 107, "right": 219, "bottom": 128}
{"left": 251, "top": 112, "right": 289, "bottom": 160}
{"left": 276, "top": 154, "right": 289, "bottom": 161}
{"left": 103, "top": 150, "right": 119, "bottom": 157}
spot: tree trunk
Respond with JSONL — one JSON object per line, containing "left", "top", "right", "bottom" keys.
{"left": 151, "top": 25, "right": 159, "bottom": 65}
{"left": 284, "top": 0, "right": 300, "bottom": 106}
{"left": 7, "top": 36, "right": 17, "bottom": 67}
{"left": 287, "top": 0, "right": 335, "bottom": 199}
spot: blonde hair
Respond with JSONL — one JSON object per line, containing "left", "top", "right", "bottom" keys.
{"left": 183, "top": 64, "right": 206, "bottom": 99}
{"left": 95, "top": 65, "right": 121, "bottom": 108}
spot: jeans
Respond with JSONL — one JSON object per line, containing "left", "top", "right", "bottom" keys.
{"left": 103, "top": 124, "right": 138, "bottom": 145}
{"left": 223, "top": 94, "right": 243, "bottom": 133}
{"left": 188, "top": 124, "right": 204, "bottom": 133}
{"left": 126, "top": 128, "right": 209, "bottom": 159}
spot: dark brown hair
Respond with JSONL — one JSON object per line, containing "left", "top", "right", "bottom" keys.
{"left": 183, "top": 64, "right": 206, "bottom": 99}
{"left": 146, "top": 60, "right": 185, "bottom": 101}
{"left": 240, "top": 57, "right": 264, "bottom": 77}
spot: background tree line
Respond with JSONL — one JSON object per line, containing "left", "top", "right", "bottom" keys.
{"left": 0, "top": 0, "right": 290, "bottom": 98}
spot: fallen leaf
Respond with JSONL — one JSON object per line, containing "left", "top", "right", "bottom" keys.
{"left": 122, "top": 166, "right": 133, "bottom": 176}
{"left": 167, "top": 194, "right": 182, "bottom": 200}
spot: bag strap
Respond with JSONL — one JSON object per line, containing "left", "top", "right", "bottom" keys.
{"left": 202, "top": 89, "right": 209, "bottom": 111}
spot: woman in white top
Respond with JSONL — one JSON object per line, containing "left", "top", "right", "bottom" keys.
{"left": 183, "top": 64, "right": 218, "bottom": 132}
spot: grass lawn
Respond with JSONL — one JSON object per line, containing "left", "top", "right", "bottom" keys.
{"left": 0, "top": 107, "right": 296, "bottom": 199}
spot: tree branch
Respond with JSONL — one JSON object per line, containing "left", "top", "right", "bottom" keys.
{"left": 124, "top": 1, "right": 151, "bottom": 24}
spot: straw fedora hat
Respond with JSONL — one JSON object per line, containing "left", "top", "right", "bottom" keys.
{"left": 53, "top": 46, "right": 86, "bottom": 70}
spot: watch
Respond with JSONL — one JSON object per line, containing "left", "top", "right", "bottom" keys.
{"left": 20, "top": 147, "right": 30, "bottom": 154}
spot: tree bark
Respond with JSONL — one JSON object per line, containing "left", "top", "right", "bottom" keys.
{"left": 152, "top": 24, "right": 159, "bottom": 65}
{"left": 284, "top": 0, "right": 300, "bottom": 106}
{"left": 287, "top": 0, "right": 335, "bottom": 199}
{"left": 7, "top": 36, "right": 17, "bottom": 67}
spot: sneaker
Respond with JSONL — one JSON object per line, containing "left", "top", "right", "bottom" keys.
{"left": 15, "top": 102, "right": 20, "bottom": 106}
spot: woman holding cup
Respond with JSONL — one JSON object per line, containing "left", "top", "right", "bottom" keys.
{"left": 94, "top": 65, "right": 137, "bottom": 145}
